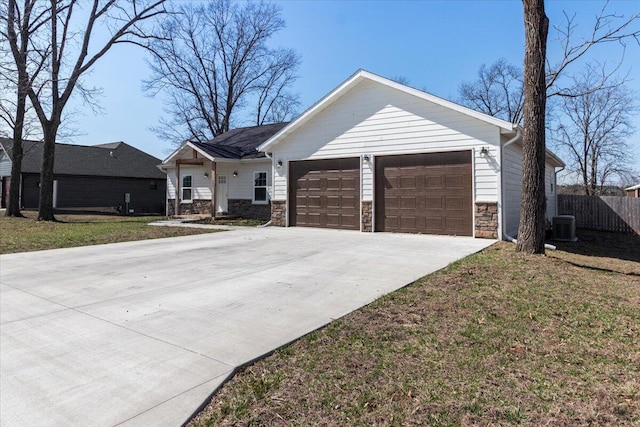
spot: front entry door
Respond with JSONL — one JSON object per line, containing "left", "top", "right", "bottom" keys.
{"left": 216, "top": 173, "right": 228, "bottom": 213}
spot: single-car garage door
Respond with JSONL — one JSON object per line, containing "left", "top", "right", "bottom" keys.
{"left": 375, "top": 151, "right": 472, "bottom": 235}
{"left": 289, "top": 158, "right": 360, "bottom": 230}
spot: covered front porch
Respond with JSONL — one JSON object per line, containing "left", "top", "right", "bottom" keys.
{"left": 160, "top": 141, "right": 272, "bottom": 220}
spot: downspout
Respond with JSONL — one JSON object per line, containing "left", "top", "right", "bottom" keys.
{"left": 501, "top": 127, "right": 556, "bottom": 250}
{"left": 554, "top": 165, "right": 565, "bottom": 218}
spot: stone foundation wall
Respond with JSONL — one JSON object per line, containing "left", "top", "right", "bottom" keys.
{"left": 271, "top": 200, "right": 286, "bottom": 226}
{"left": 362, "top": 201, "right": 372, "bottom": 232}
{"left": 228, "top": 199, "right": 271, "bottom": 220}
{"left": 475, "top": 202, "right": 498, "bottom": 239}
{"left": 168, "top": 199, "right": 212, "bottom": 216}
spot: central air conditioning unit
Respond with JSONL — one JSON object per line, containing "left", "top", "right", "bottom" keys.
{"left": 553, "top": 215, "right": 577, "bottom": 242}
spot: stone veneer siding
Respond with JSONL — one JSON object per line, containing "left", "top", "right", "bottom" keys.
{"left": 270, "top": 200, "right": 286, "bottom": 226}
{"left": 361, "top": 201, "right": 372, "bottom": 232}
{"left": 227, "top": 199, "right": 271, "bottom": 220}
{"left": 168, "top": 199, "right": 212, "bottom": 216}
{"left": 475, "top": 202, "right": 498, "bottom": 239}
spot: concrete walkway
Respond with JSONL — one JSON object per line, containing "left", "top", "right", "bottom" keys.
{"left": 0, "top": 227, "right": 494, "bottom": 426}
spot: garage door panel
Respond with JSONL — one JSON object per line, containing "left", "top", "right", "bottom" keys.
{"left": 290, "top": 158, "right": 360, "bottom": 230}
{"left": 426, "top": 196, "right": 443, "bottom": 209}
{"left": 326, "top": 195, "right": 341, "bottom": 208}
{"left": 425, "top": 176, "right": 444, "bottom": 188}
{"left": 401, "top": 197, "right": 416, "bottom": 209}
{"left": 400, "top": 176, "right": 417, "bottom": 189}
{"left": 375, "top": 151, "right": 472, "bottom": 236}
{"left": 340, "top": 177, "right": 357, "bottom": 190}
{"left": 400, "top": 216, "right": 417, "bottom": 230}
{"left": 385, "top": 197, "right": 399, "bottom": 208}
{"left": 445, "top": 175, "right": 465, "bottom": 188}
{"left": 445, "top": 196, "right": 464, "bottom": 210}
{"left": 308, "top": 196, "right": 321, "bottom": 207}
{"left": 341, "top": 195, "right": 358, "bottom": 209}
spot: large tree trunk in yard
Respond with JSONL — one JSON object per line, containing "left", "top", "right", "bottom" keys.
{"left": 37, "top": 121, "right": 58, "bottom": 221}
{"left": 6, "top": 119, "right": 25, "bottom": 217}
{"left": 516, "top": 0, "right": 549, "bottom": 254}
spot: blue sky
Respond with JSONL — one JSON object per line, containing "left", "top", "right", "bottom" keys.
{"left": 65, "top": 0, "right": 640, "bottom": 163}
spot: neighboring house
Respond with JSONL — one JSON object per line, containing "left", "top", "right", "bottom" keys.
{"left": 626, "top": 184, "right": 640, "bottom": 197}
{"left": 163, "top": 70, "right": 565, "bottom": 240}
{"left": 0, "top": 138, "right": 166, "bottom": 214}
{"left": 160, "top": 122, "right": 287, "bottom": 219}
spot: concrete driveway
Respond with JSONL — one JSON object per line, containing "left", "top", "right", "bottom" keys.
{"left": 0, "top": 227, "right": 493, "bottom": 426}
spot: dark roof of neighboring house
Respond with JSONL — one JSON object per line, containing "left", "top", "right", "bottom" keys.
{"left": 0, "top": 138, "right": 165, "bottom": 179}
{"left": 191, "top": 122, "right": 289, "bottom": 159}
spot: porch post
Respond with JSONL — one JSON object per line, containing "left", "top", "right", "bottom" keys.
{"left": 211, "top": 161, "right": 217, "bottom": 218}
{"left": 175, "top": 161, "right": 180, "bottom": 216}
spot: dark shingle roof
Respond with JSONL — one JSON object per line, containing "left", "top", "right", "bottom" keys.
{"left": 0, "top": 138, "right": 165, "bottom": 179}
{"left": 192, "top": 122, "right": 289, "bottom": 159}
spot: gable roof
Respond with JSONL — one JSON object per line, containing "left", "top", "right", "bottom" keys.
{"left": 258, "top": 69, "right": 518, "bottom": 152}
{"left": 0, "top": 138, "right": 165, "bottom": 179}
{"left": 162, "top": 122, "right": 288, "bottom": 164}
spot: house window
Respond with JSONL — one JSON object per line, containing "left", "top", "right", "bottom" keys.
{"left": 253, "top": 171, "right": 267, "bottom": 204}
{"left": 182, "top": 175, "right": 192, "bottom": 202}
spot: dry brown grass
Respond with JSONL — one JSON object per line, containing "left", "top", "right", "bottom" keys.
{"left": 0, "top": 211, "right": 221, "bottom": 254}
{"left": 189, "top": 231, "right": 639, "bottom": 427}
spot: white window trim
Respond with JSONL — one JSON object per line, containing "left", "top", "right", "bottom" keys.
{"left": 181, "top": 174, "right": 193, "bottom": 203}
{"left": 252, "top": 170, "right": 268, "bottom": 205}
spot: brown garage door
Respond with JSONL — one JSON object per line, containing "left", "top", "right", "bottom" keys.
{"left": 375, "top": 151, "right": 472, "bottom": 235}
{"left": 289, "top": 158, "right": 360, "bottom": 230}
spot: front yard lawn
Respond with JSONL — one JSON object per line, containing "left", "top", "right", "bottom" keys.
{"left": 189, "top": 231, "right": 639, "bottom": 426}
{"left": 0, "top": 212, "right": 221, "bottom": 254}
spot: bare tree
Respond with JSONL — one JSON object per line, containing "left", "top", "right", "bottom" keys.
{"left": 553, "top": 67, "right": 637, "bottom": 195}
{"left": 459, "top": 59, "right": 524, "bottom": 124}
{"left": 144, "top": 0, "right": 300, "bottom": 145}
{"left": 1, "top": 0, "right": 54, "bottom": 217}
{"left": 546, "top": 6, "right": 640, "bottom": 97}
{"left": 5, "top": 0, "right": 167, "bottom": 221}
{"left": 255, "top": 48, "right": 300, "bottom": 125}
{"left": 516, "top": 1, "right": 639, "bottom": 254}
{"left": 517, "top": 0, "right": 549, "bottom": 255}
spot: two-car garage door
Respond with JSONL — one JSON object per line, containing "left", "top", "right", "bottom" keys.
{"left": 289, "top": 151, "right": 472, "bottom": 236}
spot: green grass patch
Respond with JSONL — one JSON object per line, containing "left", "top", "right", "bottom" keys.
{"left": 0, "top": 212, "right": 221, "bottom": 254}
{"left": 189, "top": 234, "right": 640, "bottom": 426}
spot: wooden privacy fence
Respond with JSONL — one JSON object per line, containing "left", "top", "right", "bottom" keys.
{"left": 558, "top": 195, "right": 640, "bottom": 234}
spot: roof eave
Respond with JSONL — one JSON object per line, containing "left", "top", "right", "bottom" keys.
{"left": 162, "top": 141, "right": 217, "bottom": 164}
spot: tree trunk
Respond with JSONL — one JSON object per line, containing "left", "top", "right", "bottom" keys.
{"left": 6, "top": 106, "right": 25, "bottom": 217}
{"left": 516, "top": 0, "right": 549, "bottom": 254}
{"left": 37, "top": 120, "right": 58, "bottom": 221}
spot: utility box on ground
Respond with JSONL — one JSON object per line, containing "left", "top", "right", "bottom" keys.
{"left": 553, "top": 215, "right": 577, "bottom": 242}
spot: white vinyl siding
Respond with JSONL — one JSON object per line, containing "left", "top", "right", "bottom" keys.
{"left": 166, "top": 166, "right": 211, "bottom": 201}
{"left": 0, "top": 151, "right": 12, "bottom": 176}
{"left": 271, "top": 79, "right": 501, "bottom": 202}
{"left": 503, "top": 143, "right": 523, "bottom": 237}
{"left": 165, "top": 159, "right": 271, "bottom": 201}
{"left": 503, "top": 141, "right": 560, "bottom": 237}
